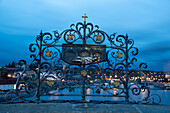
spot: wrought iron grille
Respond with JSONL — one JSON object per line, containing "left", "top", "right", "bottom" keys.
{"left": 4, "top": 14, "right": 161, "bottom": 104}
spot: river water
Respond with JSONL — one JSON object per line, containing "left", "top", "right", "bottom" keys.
{"left": 40, "top": 85, "right": 170, "bottom": 105}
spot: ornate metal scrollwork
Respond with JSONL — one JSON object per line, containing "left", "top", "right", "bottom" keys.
{"left": 3, "top": 15, "right": 161, "bottom": 105}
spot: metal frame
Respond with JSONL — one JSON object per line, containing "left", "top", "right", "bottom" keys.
{"left": 4, "top": 15, "right": 161, "bottom": 104}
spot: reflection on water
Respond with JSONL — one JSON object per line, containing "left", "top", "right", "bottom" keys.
{"left": 41, "top": 85, "right": 170, "bottom": 105}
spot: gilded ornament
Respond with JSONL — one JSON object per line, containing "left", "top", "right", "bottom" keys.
{"left": 117, "top": 52, "right": 123, "bottom": 58}
{"left": 47, "top": 80, "right": 54, "bottom": 86}
{"left": 114, "top": 81, "right": 120, "bottom": 87}
{"left": 96, "top": 35, "right": 102, "bottom": 41}
{"left": 67, "top": 34, "right": 73, "bottom": 40}
{"left": 81, "top": 70, "right": 87, "bottom": 76}
{"left": 45, "top": 50, "right": 52, "bottom": 57}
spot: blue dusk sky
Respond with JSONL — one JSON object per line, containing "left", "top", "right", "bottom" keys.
{"left": 0, "top": 0, "right": 170, "bottom": 71}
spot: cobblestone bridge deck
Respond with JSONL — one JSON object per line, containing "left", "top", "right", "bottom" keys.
{"left": 0, "top": 103, "right": 170, "bottom": 113}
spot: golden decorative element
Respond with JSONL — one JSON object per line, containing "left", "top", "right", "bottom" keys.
{"left": 67, "top": 34, "right": 73, "bottom": 40}
{"left": 114, "top": 81, "right": 120, "bottom": 87}
{"left": 47, "top": 80, "right": 54, "bottom": 86}
{"left": 63, "top": 65, "right": 66, "bottom": 70}
{"left": 81, "top": 70, "right": 87, "bottom": 76}
{"left": 45, "top": 50, "right": 52, "bottom": 57}
{"left": 96, "top": 35, "right": 102, "bottom": 41}
{"left": 117, "top": 52, "right": 123, "bottom": 58}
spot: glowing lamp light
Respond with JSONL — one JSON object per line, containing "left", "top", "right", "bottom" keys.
{"left": 117, "top": 52, "right": 123, "bottom": 58}
{"left": 7, "top": 74, "right": 12, "bottom": 78}
{"left": 45, "top": 50, "right": 52, "bottom": 57}
{"left": 96, "top": 35, "right": 102, "bottom": 41}
{"left": 67, "top": 34, "right": 73, "bottom": 40}
{"left": 141, "top": 88, "right": 145, "bottom": 92}
{"left": 87, "top": 75, "right": 91, "bottom": 78}
{"left": 90, "top": 80, "right": 93, "bottom": 83}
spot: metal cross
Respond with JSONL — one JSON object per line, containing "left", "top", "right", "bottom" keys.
{"left": 82, "top": 13, "right": 88, "bottom": 22}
